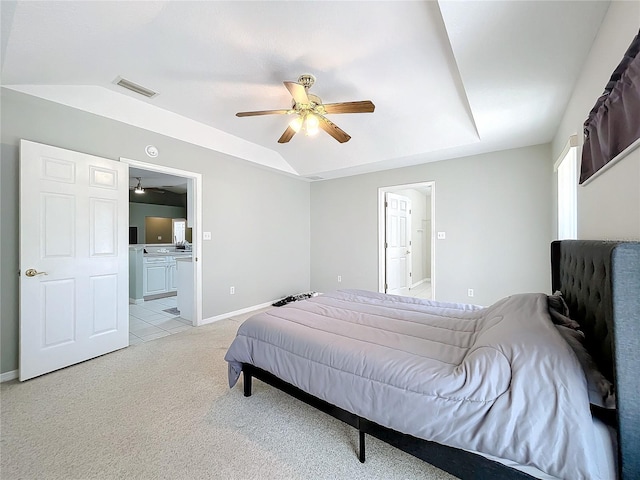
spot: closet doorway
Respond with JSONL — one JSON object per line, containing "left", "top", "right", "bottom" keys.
{"left": 378, "top": 182, "right": 435, "bottom": 300}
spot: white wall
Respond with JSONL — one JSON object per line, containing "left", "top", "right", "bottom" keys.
{"left": 0, "top": 88, "right": 311, "bottom": 374}
{"left": 552, "top": 1, "right": 640, "bottom": 240}
{"left": 310, "top": 144, "right": 553, "bottom": 307}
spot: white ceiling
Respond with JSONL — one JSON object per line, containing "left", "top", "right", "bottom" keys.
{"left": 1, "top": 1, "right": 610, "bottom": 181}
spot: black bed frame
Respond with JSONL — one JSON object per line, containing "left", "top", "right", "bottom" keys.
{"left": 241, "top": 240, "right": 640, "bottom": 480}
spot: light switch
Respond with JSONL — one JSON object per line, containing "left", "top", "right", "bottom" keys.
{"left": 437, "top": 232, "right": 446, "bottom": 240}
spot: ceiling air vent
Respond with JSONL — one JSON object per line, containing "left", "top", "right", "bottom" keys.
{"left": 114, "top": 77, "right": 158, "bottom": 98}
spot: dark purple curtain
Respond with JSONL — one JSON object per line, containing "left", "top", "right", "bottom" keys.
{"left": 580, "top": 30, "right": 640, "bottom": 184}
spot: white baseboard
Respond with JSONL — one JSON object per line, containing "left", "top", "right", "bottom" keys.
{"left": 1, "top": 370, "right": 18, "bottom": 383}
{"left": 200, "top": 300, "right": 276, "bottom": 326}
{"left": 129, "top": 298, "right": 144, "bottom": 305}
{"left": 411, "top": 278, "right": 429, "bottom": 289}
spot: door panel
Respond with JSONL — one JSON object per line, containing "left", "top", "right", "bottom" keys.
{"left": 42, "top": 194, "right": 75, "bottom": 257}
{"left": 20, "top": 140, "right": 129, "bottom": 381}
{"left": 91, "top": 198, "right": 117, "bottom": 256}
{"left": 90, "top": 274, "right": 119, "bottom": 336}
{"left": 42, "top": 279, "right": 76, "bottom": 347}
{"left": 385, "top": 193, "right": 412, "bottom": 295}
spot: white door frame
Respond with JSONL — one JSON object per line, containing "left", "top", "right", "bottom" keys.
{"left": 378, "top": 181, "right": 435, "bottom": 298}
{"left": 120, "top": 158, "right": 203, "bottom": 326}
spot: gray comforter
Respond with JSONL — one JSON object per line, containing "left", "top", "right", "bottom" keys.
{"left": 224, "top": 290, "right": 604, "bottom": 480}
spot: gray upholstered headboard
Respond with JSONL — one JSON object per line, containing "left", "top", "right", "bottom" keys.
{"left": 551, "top": 240, "right": 640, "bottom": 480}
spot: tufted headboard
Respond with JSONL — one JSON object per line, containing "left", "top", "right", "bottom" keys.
{"left": 551, "top": 240, "right": 640, "bottom": 480}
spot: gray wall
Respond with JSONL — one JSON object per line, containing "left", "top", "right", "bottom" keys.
{"left": 552, "top": 0, "right": 640, "bottom": 241}
{"left": 310, "top": 144, "right": 553, "bottom": 306}
{"left": 0, "top": 88, "right": 310, "bottom": 375}
{"left": 1, "top": 144, "right": 20, "bottom": 375}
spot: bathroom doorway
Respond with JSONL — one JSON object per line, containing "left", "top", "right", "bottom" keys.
{"left": 378, "top": 182, "right": 435, "bottom": 300}
{"left": 121, "top": 157, "right": 203, "bottom": 344}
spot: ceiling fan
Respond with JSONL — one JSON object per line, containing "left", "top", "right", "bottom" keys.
{"left": 130, "top": 177, "right": 175, "bottom": 195}
{"left": 236, "top": 74, "right": 375, "bottom": 144}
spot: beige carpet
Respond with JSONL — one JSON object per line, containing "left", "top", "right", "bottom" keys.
{"left": 1, "top": 311, "right": 457, "bottom": 480}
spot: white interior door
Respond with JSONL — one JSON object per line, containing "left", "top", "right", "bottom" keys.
{"left": 19, "top": 140, "right": 129, "bottom": 381}
{"left": 385, "top": 192, "right": 412, "bottom": 295}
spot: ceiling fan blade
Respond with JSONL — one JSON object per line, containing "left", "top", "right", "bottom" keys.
{"left": 284, "top": 81, "right": 309, "bottom": 105}
{"left": 278, "top": 126, "right": 297, "bottom": 144}
{"left": 318, "top": 116, "right": 351, "bottom": 143}
{"left": 323, "top": 101, "right": 375, "bottom": 114}
{"left": 236, "top": 109, "right": 290, "bottom": 117}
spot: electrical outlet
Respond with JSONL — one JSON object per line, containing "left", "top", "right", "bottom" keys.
{"left": 203, "top": 232, "right": 212, "bottom": 240}
{"left": 437, "top": 232, "right": 446, "bottom": 240}
{"left": 230, "top": 286, "right": 235, "bottom": 295}
{"left": 467, "top": 288, "right": 474, "bottom": 297}
{"left": 337, "top": 275, "right": 342, "bottom": 283}
{"left": 157, "top": 236, "right": 162, "bottom": 240}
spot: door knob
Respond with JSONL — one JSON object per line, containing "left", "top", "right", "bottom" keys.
{"left": 25, "top": 268, "right": 48, "bottom": 277}
{"left": 406, "top": 250, "right": 411, "bottom": 254}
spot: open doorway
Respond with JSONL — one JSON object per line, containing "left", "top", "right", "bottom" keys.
{"left": 121, "top": 157, "right": 203, "bottom": 345}
{"left": 378, "top": 182, "right": 435, "bottom": 300}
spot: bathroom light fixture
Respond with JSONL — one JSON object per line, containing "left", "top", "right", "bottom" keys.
{"left": 134, "top": 177, "right": 145, "bottom": 194}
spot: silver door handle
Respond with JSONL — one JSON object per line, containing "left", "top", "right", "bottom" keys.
{"left": 25, "top": 268, "right": 48, "bottom": 277}
{"left": 406, "top": 250, "right": 411, "bottom": 254}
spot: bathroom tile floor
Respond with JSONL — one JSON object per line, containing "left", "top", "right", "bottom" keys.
{"left": 406, "top": 281, "right": 432, "bottom": 300}
{"left": 129, "top": 296, "right": 193, "bottom": 345}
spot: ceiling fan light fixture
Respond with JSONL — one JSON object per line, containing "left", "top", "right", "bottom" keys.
{"left": 305, "top": 114, "right": 319, "bottom": 136}
{"left": 289, "top": 116, "right": 304, "bottom": 133}
{"left": 134, "top": 177, "right": 145, "bottom": 194}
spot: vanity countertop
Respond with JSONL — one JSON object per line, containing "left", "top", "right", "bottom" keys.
{"left": 144, "top": 251, "right": 192, "bottom": 258}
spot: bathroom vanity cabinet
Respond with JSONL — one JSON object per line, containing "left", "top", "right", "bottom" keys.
{"left": 143, "top": 255, "right": 179, "bottom": 297}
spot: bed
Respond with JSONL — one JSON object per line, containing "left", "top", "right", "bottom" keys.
{"left": 224, "top": 240, "right": 640, "bottom": 479}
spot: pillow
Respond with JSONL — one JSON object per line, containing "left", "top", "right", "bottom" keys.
{"left": 548, "top": 291, "right": 569, "bottom": 315}
{"left": 555, "top": 324, "right": 616, "bottom": 409}
{"left": 547, "top": 292, "right": 581, "bottom": 330}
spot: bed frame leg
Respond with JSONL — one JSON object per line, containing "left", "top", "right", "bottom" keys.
{"left": 357, "top": 417, "right": 366, "bottom": 463}
{"left": 243, "top": 370, "right": 252, "bottom": 397}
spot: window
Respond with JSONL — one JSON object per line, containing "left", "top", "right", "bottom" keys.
{"left": 555, "top": 136, "right": 578, "bottom": 239}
